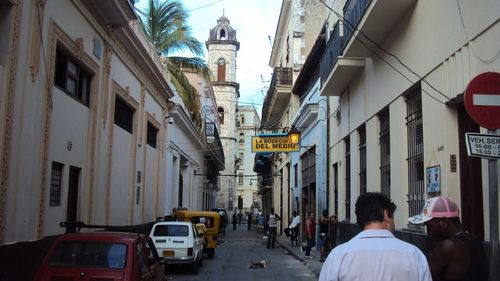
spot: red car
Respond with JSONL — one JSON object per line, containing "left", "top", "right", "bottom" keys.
{"left": 33, "top": 231, "right": 167, "bottom": 281}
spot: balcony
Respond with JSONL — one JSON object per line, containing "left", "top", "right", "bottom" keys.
{"left": 204, "top": 122, "right": 225, "bottom": 170}
{"left": 320, "top": 22, "right": 365, "bottom": 96}
{"left": 342, "top": 0, "right": 417, "bottom": 57}
{"left": 261, "top": 67, "right": 293, "bottom": 128}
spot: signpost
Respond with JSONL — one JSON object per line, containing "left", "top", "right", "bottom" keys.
{"left": 465, "top": 133, "right": 500, "bottom": 159}
{"left": 464, "top": 72, "right": 500, "bottom": 281}
{"left": 464, "top": 72, "right": 500, "bottom": 130}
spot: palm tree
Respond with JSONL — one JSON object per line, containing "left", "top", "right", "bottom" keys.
{"left": 140, "top": 0, "right": 212, "bottom": 124}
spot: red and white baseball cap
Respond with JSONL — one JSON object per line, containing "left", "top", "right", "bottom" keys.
{"left": 408, "top": 196, "right": 460, "bottom": 224}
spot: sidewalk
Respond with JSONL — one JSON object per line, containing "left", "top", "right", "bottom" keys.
{"left": 274, "top": 233, "right": 324, "bottom": 278}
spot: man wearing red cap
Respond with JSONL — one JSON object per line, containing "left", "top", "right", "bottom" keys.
{"left": 409, "top": 196, "right": 489, "bottom": 281}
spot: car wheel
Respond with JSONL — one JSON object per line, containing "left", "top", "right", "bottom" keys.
{"left": 207, "top": 248, "right": 215, "bottom": 259}
{"left": 198, "top": 254, "right": 203, "bottom": 267}
{"left": 190, "top": 260, "right": 199, "bottom": 274}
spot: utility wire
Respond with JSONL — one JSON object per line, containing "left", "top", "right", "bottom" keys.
{"left": 318, "top": 0, "right": 450, "bottom": 104}
{"left": 456, "top": 0, "right": 500, "bottom": 64}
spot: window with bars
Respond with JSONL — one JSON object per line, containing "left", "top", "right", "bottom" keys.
{"left": 345, "top": 137, "right": 351, "bottom": 222}
{"left": 405, "top": 83, "right": 425, "bottom": 229}
{"left": 301, "top": 147, "right": 316, "bottom": 188}
{"left": 49, "top": 162, "right": 64, "bottom": 207}
{"left": 55, "top": 46, "right": 91, "bottom": 107}
{"left": 147, "top": 122, "right": 158, "bottom": 148}
{"left": 358, "top": 126, "right": 366, "bottom": 194}
{"left": 379, "top": 109, "right": 390, "bottom": 197}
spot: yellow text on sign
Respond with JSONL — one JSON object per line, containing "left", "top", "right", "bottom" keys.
{"left": 251, "top": 136, "right": 299, "bottom": 152}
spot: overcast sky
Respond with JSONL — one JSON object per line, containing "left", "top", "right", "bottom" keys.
{"left": 137, "top": 0, "right": 283, "bottom": 117}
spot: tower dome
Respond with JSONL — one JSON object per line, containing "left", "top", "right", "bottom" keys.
{"left": 206, "top": 14, "right": 240, "bottom": 50}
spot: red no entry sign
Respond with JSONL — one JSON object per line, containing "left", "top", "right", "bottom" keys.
{"left": 464, "top": 72, "right": 500, "bottom": 129}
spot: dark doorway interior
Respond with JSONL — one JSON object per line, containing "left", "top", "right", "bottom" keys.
{"left": 178, "top": 174, "right": 183, "bottom": 207}
{"left": 457, "top": 103, "right": 484, "bottom": 239}
{"left": 66, "top": 166, "right": 80, "bottom": 232}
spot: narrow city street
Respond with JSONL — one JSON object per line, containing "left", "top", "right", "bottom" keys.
{"left": 165, "top": 224, "right": 318, "bottom": 281}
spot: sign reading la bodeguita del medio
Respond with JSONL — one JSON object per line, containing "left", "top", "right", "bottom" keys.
{"left": 251, "top": 136, "right": 299, "bottom": 153}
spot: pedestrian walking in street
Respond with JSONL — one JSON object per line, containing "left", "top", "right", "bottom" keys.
{"left": 238, "top": 211, "right": 243, "bottom": 226}
{"left": 301, "top": 211, "right": 315, "bottom": 258}
{"left": 232, "top": 212, "right": 237, "bottom": 231}
{"left": 257, "top": 213, "right": 265, "bottom": 233}
{"left": 284, "top": 211, "right": 300, "bottom": 241}
{"left": 247, "top": 212, "right": 253, "bottom": 230}
{"left": 329, "top": 213, "right": 338, "bottom": 248}
{"left": 318, "top": 210, "right": 329, "bottom": 262}
{"left": 266, "top": 208, "right": 281, "bottom": 248}
{"left": 408, "top": 196, "right": 489, "bottom": 281}
{"left": 319, "top": 192, "right": 432, "bottom": 281}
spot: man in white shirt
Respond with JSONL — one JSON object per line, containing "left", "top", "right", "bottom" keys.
{"left": 319, "top": 192, "right": 432, "bottom": 281}
{"left": 284, "top": 211, "right": 300, "bottom": 239}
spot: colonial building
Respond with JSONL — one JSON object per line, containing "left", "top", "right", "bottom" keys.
{"left": 206, "top": 14, "right": 240, "bottom": 211}
{"left": 320, "top": 0, "right": 499, "bottom": 271}
{"left": 0, "top": 0, "right": 224, "bottom": 247}
{"left": 258, "top": 0, "right": 332, "bottom": 233}
{"left": 236, "top": 105, "right": 261, "bottom": 212}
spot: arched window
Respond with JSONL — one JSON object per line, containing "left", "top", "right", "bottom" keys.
{"left": 218, "top": 107, "right": 224, "bottom": 124}
{"left": 217, "top": 58, "right": 226, "bottom": 81}
{"left": 220, "top": 29, "right": 226, "bottom": 40}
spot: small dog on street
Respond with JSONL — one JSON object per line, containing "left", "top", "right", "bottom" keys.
{"left": 249, "top": 258, "right": 270, "bottom": 269}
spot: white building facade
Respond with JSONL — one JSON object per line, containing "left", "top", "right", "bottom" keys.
{"left": 236, "top": 105, "right": 261, "bottom": 211}
{"left": 0, "top": 0, "right": 225, "bottom": 247}
{"left": 0, "top": 0, "right": 174, "bottom": 243}
{"left": 320, "top": 0, "right": 499, "bottom": 260}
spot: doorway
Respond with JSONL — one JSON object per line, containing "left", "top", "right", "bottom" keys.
{"left": 66, "top": 166, "right": 81, "bottom": 224}
{"left": 457, "top": 103, "right": 484, "bottom": 239}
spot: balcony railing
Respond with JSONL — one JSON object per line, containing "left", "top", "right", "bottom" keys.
{"left": 262, "top": 67, "right": 293, "bottom": 123}
{"left": 343, "top": 0, "right": 372, "bottom": 49}
{"left": 320, "top": 22, "right": 342, "bottom": 84}
{"left": 269, "top": 67, "right": 293, "bottom": 90}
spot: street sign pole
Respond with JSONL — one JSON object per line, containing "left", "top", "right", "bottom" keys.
{"left": 463, "top": 72, "right": 500, "bottom": 281}
{"left": 488, "top": 129, "right": 499, "bottom": 281}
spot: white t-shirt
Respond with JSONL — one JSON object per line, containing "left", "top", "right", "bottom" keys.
{"left": 289, "top": 215, "right": 301, "bottom": 228}
{"left": 268, "top": 214, "right": 277, "bottom": 227}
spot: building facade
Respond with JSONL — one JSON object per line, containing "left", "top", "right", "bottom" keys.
{"left": 258, "top": 0, "right": 333, "bottom": 233}
{"left": 236, "top": 105, "right": 261, "bottom": 212}
{"left": 320, "top": 0, "right": 499, "bottom": 269}
{"left": 206, "top": 14, "right": 240, "bottom": 211}
{"left": 0, "top": 0, "right": 225, "bottom": 247}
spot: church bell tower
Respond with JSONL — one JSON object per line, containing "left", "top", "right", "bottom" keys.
{"left": 206, "top": 13, "right": 240, "bottom": 210}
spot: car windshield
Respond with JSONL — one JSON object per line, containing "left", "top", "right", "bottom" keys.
{"left": 153, "top": 225, "right": 188, "bottom": 236}
{"left": 49, "top": 241, "right": 127, "bottom": 269}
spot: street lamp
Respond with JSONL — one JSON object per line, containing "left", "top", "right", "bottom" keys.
{"left": 288, "top": 125, "right": 300, "bottom": 145}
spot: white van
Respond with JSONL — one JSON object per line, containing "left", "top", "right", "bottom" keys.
{"left": 149, "top": 221, "right": 204, "bottom": 273}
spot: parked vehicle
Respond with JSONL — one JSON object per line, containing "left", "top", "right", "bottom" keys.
{"left": 174, "top": 210, "right": 220, "bottom": 258}
{"left": 149, "top": 221, "right": 203, "bottom": 274}
{"left": 212, "top": 208, "right": 227, "bottom": 236}
{"left": 33, "top": 230, "right": 167, "bottom": 281}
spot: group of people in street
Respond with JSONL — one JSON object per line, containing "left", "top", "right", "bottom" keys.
{"left": 224, "top": 191, "right": 488, "bottom": 281}
{"left": 318, "top": 192, "right": 489, "bottom": 281}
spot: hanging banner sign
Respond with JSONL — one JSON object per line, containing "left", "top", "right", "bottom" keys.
{"left": 465, "top": 133, "right": 500, "bottom": 159}
{"left": 251, "top": 136, "right": 299, "bottom": 152}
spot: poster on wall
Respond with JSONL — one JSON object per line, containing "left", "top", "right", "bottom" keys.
{"left": 426, "top": 165, "right": 441, "bottom": 193}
